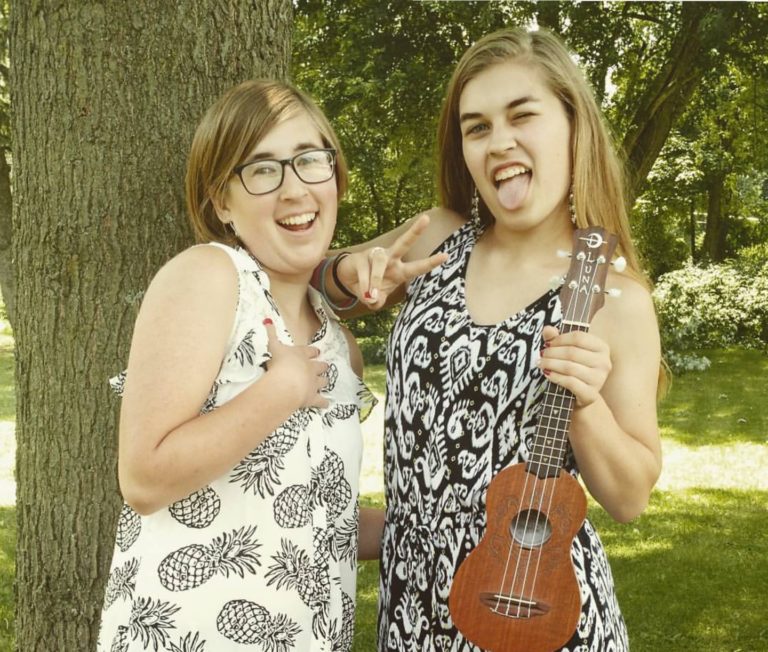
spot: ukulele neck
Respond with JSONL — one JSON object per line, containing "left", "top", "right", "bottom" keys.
{"left": 525, "top": 321, "right": 589, "bottom": 479}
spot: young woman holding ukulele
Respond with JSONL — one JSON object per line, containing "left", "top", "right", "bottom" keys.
{"left": 98, "top": 80, "right": 381, "bottom": 652}
{"left": 316, "top": 28, "right": 662, "bottom": 651}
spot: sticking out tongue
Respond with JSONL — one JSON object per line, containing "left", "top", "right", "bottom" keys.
{"left": 497, "top": 172, "right": 530, "bottom": 211}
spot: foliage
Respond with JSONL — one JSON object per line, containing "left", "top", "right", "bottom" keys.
{"left": 653, "top": 258, "right": 768, "bottom": 372}
{"left": 295, "top": 1, "right": 768, "bottom": 302}
{"left": 357, "top": 334, "right": 388, "bottom": 365}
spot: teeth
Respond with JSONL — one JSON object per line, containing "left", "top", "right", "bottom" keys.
{"left": 278, "top": 212, "right": 316, "bottom": 226}
{"left": 494, "top": 165, "right": 529, "bottom": 182}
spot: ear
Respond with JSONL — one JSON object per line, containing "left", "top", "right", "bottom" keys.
{"left": 211, "top": 190, "right": 231, "bottom": 225}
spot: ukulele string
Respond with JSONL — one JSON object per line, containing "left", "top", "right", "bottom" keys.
{"left": 496, "top": 252, "right": 591, "bottom": 620}
{"left": 519, "top": 251, "right": 600, "bottom": 625}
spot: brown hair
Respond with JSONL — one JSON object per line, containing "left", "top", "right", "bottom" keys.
{"left": 185, "top": 79, "right": 348, "bottom": 245}
{"left": 437, "top": 27, "right": 643, "bottom": 280}
{"left": 437, "top": 28, "right": 668, "bottom": 393}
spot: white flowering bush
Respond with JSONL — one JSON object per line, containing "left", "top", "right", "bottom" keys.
{"left": 653, "top": 256, "right": 768, "bottom": 372}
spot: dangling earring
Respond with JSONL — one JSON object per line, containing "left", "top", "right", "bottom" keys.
{"left": 471, "top": 186, "right": 481, "bottom": 232}
{"left": 568, "top": 185, "right": 577, "bottom": 225}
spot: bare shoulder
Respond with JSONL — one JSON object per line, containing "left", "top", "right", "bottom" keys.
{"left": 404, "top": 207, "right": 466, "bottom": 261}
{"left": 339, "top": 324, "right": 364, "bottom": 378}
{"left": 592, "top": 272, "right": 659, "bottom": 356}
{"left": 136, "top": 244, "right": 239, "bottom": 331}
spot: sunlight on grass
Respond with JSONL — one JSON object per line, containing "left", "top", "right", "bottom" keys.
{"left": 590, "top": 488, "right": 768, "bottom": 651}
{"left": 660, "top": 349, "right": 768, "bottom": 446}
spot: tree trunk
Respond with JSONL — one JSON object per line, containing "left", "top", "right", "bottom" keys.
{"left": 622, "top": 3, "right": 737, "bottom": 204}
{"left": 702, "top": 169, "right": 730, "bottom": 263}
{"left": 10, "top": 2, "right": 291, "bottom": 650}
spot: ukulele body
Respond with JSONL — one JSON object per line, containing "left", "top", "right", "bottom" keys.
{"left": 449, "top": 463, "right": 587, "bottom": 652}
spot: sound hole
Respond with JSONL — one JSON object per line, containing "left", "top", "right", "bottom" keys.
{"left": 509, "top": 509, "right": 552, "bottom": 549}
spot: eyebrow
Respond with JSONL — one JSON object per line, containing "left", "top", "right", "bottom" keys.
{"left": 247, "top": 142, "right": 322, "bottom": 160}
{"left": 459, "top": 96, "right": 538, "bottom": 123}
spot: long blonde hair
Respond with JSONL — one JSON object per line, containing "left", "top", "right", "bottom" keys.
{"left": 437, "top": 28, "right": 644, "bottom": 281}
{"left": 185, "top": 79, "right": 348, "bottom": 245}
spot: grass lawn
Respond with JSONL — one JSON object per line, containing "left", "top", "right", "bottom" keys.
{"left": 1, "top": 348, "right": 766, "bottom": 651}
{"left": 351, "top": 350, "right": 768, "bottom": 652}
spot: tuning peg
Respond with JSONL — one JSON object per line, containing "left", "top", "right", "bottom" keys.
{"left": 605, "top": 288, "right": 622, "bottom": 298}
{"left": 612, "top": 256, "right": 627, "bottom": 272}
{"left": 549, "top": 275, "right": 565, "bottom": 290}
{"left": 556, "top": 249, "right": 571, "bottom": 259}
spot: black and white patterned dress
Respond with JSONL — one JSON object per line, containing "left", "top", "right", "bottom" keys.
{"left": 378, "top": 223, "right": 628, "bottom": 651}
{"left": 98, "top": 243, "right": 375, "bottom": 652}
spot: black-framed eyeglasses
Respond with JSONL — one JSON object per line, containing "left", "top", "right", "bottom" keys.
{"left": 233, "top": 148, "right": 337, "bottom": 196}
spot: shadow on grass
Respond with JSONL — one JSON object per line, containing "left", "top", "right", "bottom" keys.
{"left": 354, "top": 490, "right": 767, "bottom": 652}
{"left": 659, "top": 349, "right": 768, "bottom": 447}
{"left": 591, "top": 488, "right": 768, "bottom": 652}
{"left": 0, "top": 506, "right": 15, "bottom": 650}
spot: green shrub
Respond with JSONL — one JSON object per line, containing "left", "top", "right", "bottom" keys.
{"left": 358, "top": 335, "right": 388, "bottom": 365}
{"left": 653, "top": 258, "right": 768, "bottom": 372}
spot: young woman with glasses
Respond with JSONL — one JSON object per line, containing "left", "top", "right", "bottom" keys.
{"left": 316, "top": 28, "right": 663, "bottom": 651}
{"left": 98, "top": 80, "right": 381, "bottom": 652}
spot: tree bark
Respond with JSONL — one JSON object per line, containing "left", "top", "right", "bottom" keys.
{"left": 702, "top": 169, "right": 730, "bottom": 262}
{"left": 10, "top": 2, "right": 291, "bottom": 650}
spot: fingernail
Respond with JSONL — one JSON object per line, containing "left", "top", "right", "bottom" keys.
{"left": 263, "top": 318, "right": 273, "bottom": 325}
{"left": 364, "top": 291, "right": 372, "bottom": 300}
{"left": 543, "top": 369, "right": 551, "bottom": 376}
{"left": 543, "top": 342, "right": 551, "bottom": 348}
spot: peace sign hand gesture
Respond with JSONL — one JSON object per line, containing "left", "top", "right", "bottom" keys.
{"left": 336, "top": 214, "right": 449, "bottom": 310}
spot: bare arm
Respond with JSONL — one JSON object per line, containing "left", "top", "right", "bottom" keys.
{"left": 118, "top": 246, "right": 328, "bottom": 514}
{"left": 538, "top": 276, "right": 662, "bottom": 522}
{"left": 358, "top": 507, "right": 385, "bottom": 560}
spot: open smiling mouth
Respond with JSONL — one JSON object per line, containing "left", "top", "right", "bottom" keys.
{"left": 277, "top": 212, "right": 317, "bottom": 232}
{"left": 494, "top": 165, "right": 531, "bottom": 210}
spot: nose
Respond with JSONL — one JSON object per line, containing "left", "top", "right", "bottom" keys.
{"left": 488, "top": 122, "right": 518, "bottom": 155}
{"left": 279, "top": 165, "right": 308, "bottom": 200}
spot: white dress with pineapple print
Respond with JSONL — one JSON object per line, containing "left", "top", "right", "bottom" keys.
{"left": 98, "top": 242, "right": 375, "bottom": 652}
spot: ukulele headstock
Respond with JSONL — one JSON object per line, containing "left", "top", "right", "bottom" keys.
{"left": 558, "top": 227, "right": 619, "bottom": 325}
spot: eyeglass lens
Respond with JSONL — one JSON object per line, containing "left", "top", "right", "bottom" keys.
{"left": 239, "top": 149, "right": 334, "bottom": 195}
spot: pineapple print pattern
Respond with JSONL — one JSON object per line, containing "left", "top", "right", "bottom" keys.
{"left": 116, "top": 504, "right": 141, "bottom": 552}
{"left": 110, "top": 597, "right": 181, "bottom": 652}
{"left": 104, "top": 558, "right": 139, "bottom": 610}
{"left": 158, "top": 525, "right": 261, "bottom": 592}
{"left": 230, "top": 410, "right": 311, "bottom": 497}
{"left": 167, "top": 631, "right": 207, "bottom": 652}
{"left": 168, "top": 486, "right": 221, "bottom": 529}
{"left": 99, "top": 243, "right": 373, "bottom": 651}
{"left": 217, "top": 599, "right": 302, "bottom": 650}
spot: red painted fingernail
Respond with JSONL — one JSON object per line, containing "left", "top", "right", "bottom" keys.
{"left": 543, "top": 342, "right": 551, "bottom": 348}
{"left": 543, "top": 369, "right": 551, "bottom": 376}
{"left": 263, "top": 318, "right": 273, "bottom": 325}
{"left": 364, "top": 291, "right": 372, "bottom": 300}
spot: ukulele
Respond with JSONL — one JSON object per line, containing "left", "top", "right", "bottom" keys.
{"left": 448, "top": 226, "right": 623, "bottom": 652}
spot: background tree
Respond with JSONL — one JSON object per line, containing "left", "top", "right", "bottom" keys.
{"left": 295, "top": 0, "right": 768, "bottom": 302}
{"left": 10, "top": 2, "right": 291, "bottom": 649}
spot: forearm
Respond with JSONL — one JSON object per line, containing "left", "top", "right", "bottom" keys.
{"left": 568, "top": 396, "right": 661, "bottom": 523}
{"left": 119, "top": 368, "right": 302, "bottom": 514}
{"left": 358, "top": 506, "right": 385, "bottom": 560}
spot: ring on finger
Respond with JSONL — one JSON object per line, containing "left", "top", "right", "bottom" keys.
{"left": 368, "top": 246, "right": 386, "bottom": 260}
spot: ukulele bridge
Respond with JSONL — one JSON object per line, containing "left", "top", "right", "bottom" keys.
{"left": 479, "top": 592, "right": 550, "bottom": 618}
